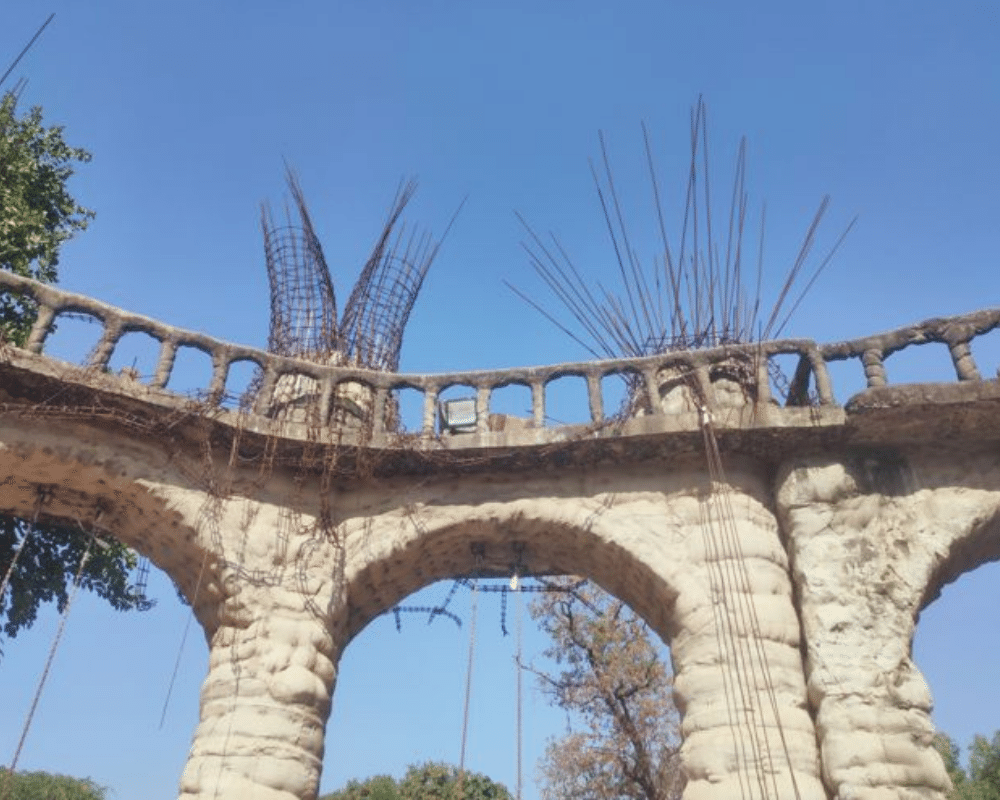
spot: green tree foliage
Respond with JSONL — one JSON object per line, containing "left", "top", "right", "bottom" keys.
{"left": 320, "top": 762, "right": 512, "bottom": 800}
{"left": 0, "top": 769, "right": 107, "bottom": 800}
{"left": 935, "top": 730, "right": 1000, "bottom": 800}
{"left": 529, "top": 581, "right": 684, "bottom": 800}
{"left": 968, "top": 732, "right": 1000, "bottom": 799}
{"left": 397, "top": 762, "right": 512, "bottom": 800}
{"left": 0, "top": 90, "right": 148, "bottom": 652}
{"left": 0, "top": 90, "right": 93, "bottom": 341}
{"left": 936, "top": 732, "right": 968, "bottom": 791}
{"left": 321, "top": 773, "right": 401, "bottom": 800}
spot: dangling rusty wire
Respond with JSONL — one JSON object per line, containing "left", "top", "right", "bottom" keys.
{"left": 8, "top": 520, "right": 96, "bottom": 774}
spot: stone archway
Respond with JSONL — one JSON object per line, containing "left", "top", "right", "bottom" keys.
{"left": 332, "top": 454, "right": 826, "bottom": 800}
{"left": 0, "top": 413, "right": 830, "bottom": 800}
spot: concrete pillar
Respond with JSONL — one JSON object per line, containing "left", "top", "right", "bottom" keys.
{"left": 668, "top": 474, "right": 826, "bottom": 800}
{"left": 178, "top": 583, "right": 338, "bottom": 800}
{"left": 167, "top": 490, "right": 343, "bottom": 800}
{"left": 776, "top": 458, "right": 951, "bottom": 800}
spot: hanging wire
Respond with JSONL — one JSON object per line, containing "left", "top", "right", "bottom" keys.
{"left": 8, "top": 520, "right": 96, "bottom": 773}
{"left": 514, "top": 583, "right": 523, "bottom": 800}
{"left": 0, "top": 13, "right": 54, "bottom": 91}
{"left": 159, "top": 550, "right": 211, "bottom": 728}
{"left": 0, "top": 493, "right": 44, "bottom": 606}
{"left": 696, "top": 400, "right": 803, "bottom": 800}
{"left": 456, "top": 572, "right": 479, "bottom": 798}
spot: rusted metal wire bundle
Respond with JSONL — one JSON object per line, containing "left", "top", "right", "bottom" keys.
{"left": 261, "top": 171, "right": 338, "bottom": 361}
{"left": 261, "top": 169, "right": 448, "bottom": 373}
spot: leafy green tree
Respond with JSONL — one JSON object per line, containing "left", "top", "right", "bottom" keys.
{"left": 529, "top": 580, "right": 684, "bottom": 800}
{"left": 320, "top": 762, "right": 512, "bottom": 800}
{"left": 397, "top": 762, "right": 512, "bottom": 800}
{"left": 965, "top": 732, "right": 1000, "bottom": 800}
{"left": 935, "top": 732, "right": 967, "bottom": 791}
{"left": 0, "top": 768, "right": 107, "bottom": 799}
{"left": 321, "top": 773, "right": 401, "bottom": 800}
{"left": 934, "top": 730, "right": 1000, "bottom": 800}
{"left": 0, "top": 89, "right": 148, "bottom": 652}
{"left": 0, "top": 90, "right": 93, "bottom": 340}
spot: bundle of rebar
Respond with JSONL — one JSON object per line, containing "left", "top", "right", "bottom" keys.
{"left": 262, "top": 169, "right": 449, "bottom": 373}
{"left": 511, "top": 98, "right": 855, "bottom": 363}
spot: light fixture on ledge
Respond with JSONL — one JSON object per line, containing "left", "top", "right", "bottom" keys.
{"left": 439, "top": 397, "right": 477, "bottom": 434}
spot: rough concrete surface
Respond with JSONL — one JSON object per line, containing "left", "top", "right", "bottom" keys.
{"left": 2, "top": 277, "right": 1000, "bottom": 800}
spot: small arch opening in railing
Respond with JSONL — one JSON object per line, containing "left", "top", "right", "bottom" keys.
{"left": 436, "top": 383, "right": 480, "bottom": 435}
{"left": 103, "top": 329, "right": 163, "bottom": 384}
{"left": 969, "top": 328, "right": 1000, "bottom": 381}
{"left": 706, "top": 353, "right": 761, "bottom": 410}
{"left": 0, "top": 288, "right": 43, "bottom": 347}
{"left": 164, "top": 344, "right": 215, "bottom": 397}
{"left": 331, "top": 376, "right": 381, "bottom": 432}
{"left": 389, "top": 384, "right": 427, "bottom": 435}
{"left": 767, "top": 352, "right": 806, "bottom": 407}
{"left": 41, "top": 310, "right": 105, "bottom": 365}
{"left": 263, "top": 367, "right": 327, "bottom": 423}
{"left": 487, "top": 381, "right": 534, "bottom": 434}
{"left": 220, "top": 358, "right": 265, "bottom": 411}
{"left": 819, "top": 357, "right": 866, "bottom": 405}
{"left": 882, "top": 342, "right": 960, "bottom": 386}
{"left": 766, "top": 346, "right": 837, "bottom": 408}
{"left": 601, "top": 368, "right": 641, "bottom": 421}
{"left": 642, "top": 357, "right": 700, "bottom": 416}
{"left": 543, "top": 372, "right": 591, "bottom": 427}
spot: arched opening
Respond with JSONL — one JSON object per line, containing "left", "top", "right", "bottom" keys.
{"left": 320, "top": 579, "right": 573, "bottom": 797}
{"left": 323, "top": 503, "right": 685, "bottom": 799}
{"left": 913, "top": 508, "right": 1000, "bottom": 780}
{"left": 106, "top": 329, "right": 162, "bottom": 382}
{"left": 338, "top": 508, "right": 682, "bottom": 648}
{"left": 40, "top": 311, "right": 104, "bottom": 364}
{"left": 489, "top": 382, "right": 534, "bottom": 432}
{"left": 221, "top": 357, "right": 264, "bottom": 410}
{"left": 164, "top": 344, "right": 214, "bottom": 396}
{"left": 0, "top": 423, "right": 211, "bottom": 799}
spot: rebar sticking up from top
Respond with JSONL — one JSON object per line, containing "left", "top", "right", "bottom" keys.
{"left": 512, "top": 98, "right": 856, "bottom": 364}
{"left": 339, "top": 180, "right": 439, "bottom": 372}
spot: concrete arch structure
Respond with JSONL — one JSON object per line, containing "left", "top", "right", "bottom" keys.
{"left": 3, "top": 271, "right": 1000, "bottom": 799}
{"left": 334, "top": 457, "right": 826, "bottom": 800}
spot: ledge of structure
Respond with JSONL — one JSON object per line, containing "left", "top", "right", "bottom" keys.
{"left": 2, "top": 347, "right": 999, "bottom": 481}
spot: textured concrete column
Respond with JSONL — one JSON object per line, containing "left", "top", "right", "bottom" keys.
{"left": 776, "top": 458, "right": 950, "bottom": 800}
{"left": 669, "top": 472, "right": 826, "bottom": 800}
{"left": 179, "top": 581, "right": 339, "bottom": 800}
{"left": 168, "top": 490, "right": 343, "bottom": 800}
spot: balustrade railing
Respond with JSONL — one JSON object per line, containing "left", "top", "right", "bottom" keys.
{"left": 2, "top": 270, "right": 997, "bottom": 440}
{"left": 818, "top": 307, "right": 1000, "bottom": 388}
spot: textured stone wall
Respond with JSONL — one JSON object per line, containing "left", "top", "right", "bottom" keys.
{"left": 259, "top": 457, "right": 825, "bottom": 800}
{"left": 776, "top": 444, "right": 1000, "bottom": 800}
{"left": 4, "top": 408, "right": 1000, "bottom": 800}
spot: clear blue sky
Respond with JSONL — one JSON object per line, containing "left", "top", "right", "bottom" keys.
{"left": 2, "top": 2, "right": 999, "bottom": 799}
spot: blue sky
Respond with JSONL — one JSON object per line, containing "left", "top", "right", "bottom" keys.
{"left": 1, "top": 2, "right": 999, "bottom": 798}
